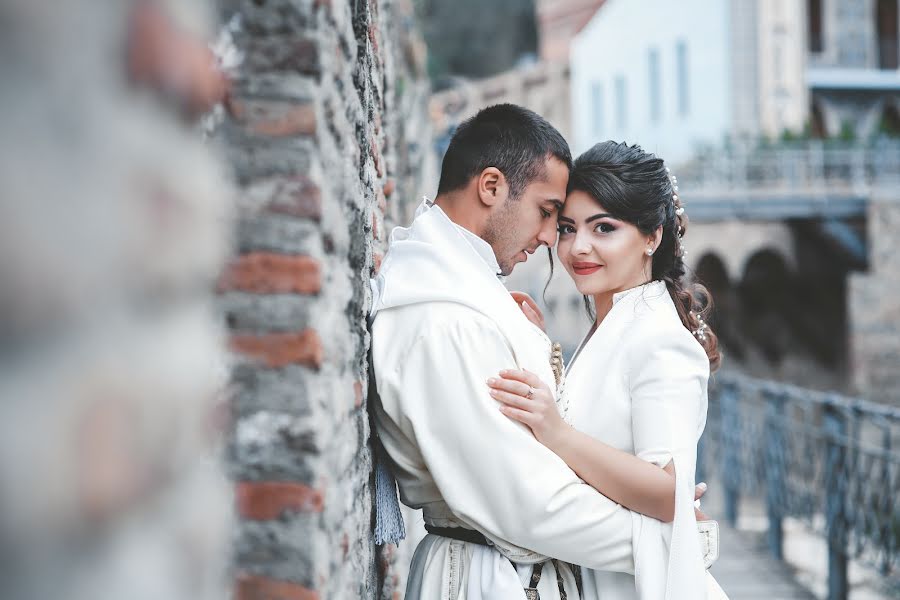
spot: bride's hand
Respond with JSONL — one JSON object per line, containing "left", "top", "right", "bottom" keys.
{"left": 509, "top": 292, "right": 545, "bottom": 332}
{"left": 487, "top": 369, "right": 568, "bottom": 449}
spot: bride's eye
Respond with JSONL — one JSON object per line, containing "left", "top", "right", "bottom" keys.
{"left": 595, "top": 222, "right": 616, "bottom": 234}
{"left": 557, "top": 224, "right": 575, "bottom": 235}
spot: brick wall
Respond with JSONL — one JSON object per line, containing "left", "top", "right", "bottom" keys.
{"left": 218, "top": 0, "right": 431, "bottom": 598}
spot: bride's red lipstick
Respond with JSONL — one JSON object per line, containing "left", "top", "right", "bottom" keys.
{"left": 572, "top": 262, "right": 603, "bottom": 275}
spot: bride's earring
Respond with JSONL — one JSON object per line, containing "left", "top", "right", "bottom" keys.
{"left": 646, "top": 248, "right": 654, "bottom": 256}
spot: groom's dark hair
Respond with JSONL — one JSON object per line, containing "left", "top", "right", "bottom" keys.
{"left": 436, "top": 103, "right": 572, "bottom": 200}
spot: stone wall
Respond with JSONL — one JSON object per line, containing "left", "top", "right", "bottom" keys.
{"left": 0, "top": 1, "right": 233, "bottom": 599}
{"left": 849, "top": 194, "right": 900, "bottom": 405}
{"left": 217, "top": 0, "right": 431, "bottom": 598}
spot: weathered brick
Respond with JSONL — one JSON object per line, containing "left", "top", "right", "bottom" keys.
{"left": 219, "top": 293, "right": 314, "bottom": 334}
{"left": 238, "top": 214, "right": 321, "bottom": 255}
{"left": 241, "top": 36, "right": 319, "bottom": 76}
{"left": 219, "top": 253, "right": 321, "bottom": 294}
{"left": 248, "top": 175, "right": 322, "bottom": 220}
{"left": 235, "top": 574, "right": 320, "bottom": 600}
{"left": 230, "top": 99, "right": 317, "bottom": 138}
{"left": 236, "top": 481, "right": 324, "bottom": 519}
{"left": 382, "top": 179, "right": 395, "bottom": 198}
{"left": 230, "top": 330, "right": 323, "bottom": 369}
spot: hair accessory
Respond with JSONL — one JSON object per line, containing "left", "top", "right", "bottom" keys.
{"left": 666, "top": 167, "right": 687, "bottom": 258}
{"left": 690, "top": 311, "right": 710, "bottom": 341}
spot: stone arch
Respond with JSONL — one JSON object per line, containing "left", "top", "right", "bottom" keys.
{"left": 737, "top": 248, "right": 793, "bottom": 366}
{"left": 686, "top": 221, "right": 797, "bottom": 284}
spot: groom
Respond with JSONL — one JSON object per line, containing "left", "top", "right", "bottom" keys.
{"left": 369, "top": 104, "right": 703, "bottom": 599}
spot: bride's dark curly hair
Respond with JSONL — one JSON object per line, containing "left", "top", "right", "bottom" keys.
{"left": 559, "top": 141, "right": 721, "bottom": 371}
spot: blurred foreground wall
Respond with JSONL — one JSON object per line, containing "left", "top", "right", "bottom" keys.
{"left": 0, "top": 1, "right": 234, "bottom": 599}
{"left": 217, "top": 0, "right": 431, "bottom": 597}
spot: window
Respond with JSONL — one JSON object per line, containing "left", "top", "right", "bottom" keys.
{"left": 615, "top": 75, "right": 627, "bottom": 130}
{"left": 648, "top": 48, "right": 661, "bottom": 122}
{"left": 877, "top": 0, "right": 899, "bottom": 70}
{"left": 591, "top": 82, "right": 604, "bottom": 136}
{"left": 676, "top": 40, "right": 689, "bottom": 117}
{"left": 808, "top": 0, "right": 824, "bottom": 53}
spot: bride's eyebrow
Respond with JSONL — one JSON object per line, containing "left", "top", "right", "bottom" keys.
{"left": 558, "top": 215, "right": 575, "bottom": 224}
{"left": 585, "top": 213, "right": 614, "bottom": 223}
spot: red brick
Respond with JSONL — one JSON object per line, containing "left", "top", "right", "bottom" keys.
{"left": 376, "top": 187, "right": 387, "bottom": 213}
{"left": 373, "top": 252, "right": 384, "bottom": 275}
{"left": 382, "top": 179, "right": 395, "bottom": 198}
{"left": 230, "top": 99, "right": 316, "bottom": 137}
{"left": 230, "top": 330, "right": 323, "bottom": 369}
{"left": 234, "top": 574, "right": 319, "bottom": 600}
{"left": 370, "top": 137, "right": 384, "bottom": 177}
{"left": 219, "top": 253, "right": 321, "bottom": 294}
{"left": 354, "top": 381, "right": 364, "bottom": 408}
{"left": 368, "top": 23, "right": 379, "bottom": 54}
{"left": 341, "top": 532, "right": 350, "bottom": 558}
{"left": 127, "top": 1, "right": 227, "bottom": 117}
{"left": 236, "top": 481, "right": 324, "bottom": 519}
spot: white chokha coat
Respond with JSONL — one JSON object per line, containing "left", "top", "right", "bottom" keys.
{"left": 564, "top": 280, "right": 723, "bottom": 599}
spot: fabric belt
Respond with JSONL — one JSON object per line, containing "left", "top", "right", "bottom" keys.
{"left": 424, "top": 524, "right": 490, "bottom": 546}
{"left": 423, "top": 525, "right": 569, "bottom": 600}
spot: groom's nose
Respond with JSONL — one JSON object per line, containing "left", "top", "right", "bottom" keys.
{"left": 536, "top": 218, "right": 558, "bottom": 247}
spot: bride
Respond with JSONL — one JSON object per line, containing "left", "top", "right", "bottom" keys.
{"left": 488, "top": 141, "right": 728, "bottom": 599}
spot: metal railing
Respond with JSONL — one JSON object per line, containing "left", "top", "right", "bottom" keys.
{"left": 698, "top": 373, "right": 900, "bottom": 599}
{"left": 679, "top": 139, "right": 900, "bottom": 195}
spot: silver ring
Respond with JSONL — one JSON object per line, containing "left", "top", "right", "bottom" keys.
{"left": 526, "top": 386, "right": 534, "bottom": 400}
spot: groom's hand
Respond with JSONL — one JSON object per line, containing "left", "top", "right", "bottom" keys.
{"left": 694, "top": 482, "right": 711, "bottom": 520}
{"left": 510, "top": 292, "right": 545, "bottom": 332}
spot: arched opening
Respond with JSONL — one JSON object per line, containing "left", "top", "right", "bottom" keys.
{"left": 737, "top": 249, "right": 793, "bottom": 367}
{"left": 695, "top": 253, "right": 744, "bottom": 360}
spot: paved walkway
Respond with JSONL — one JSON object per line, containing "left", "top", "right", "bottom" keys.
{"left": 701, "top": 484, "right": 816, "bottom": 599}
{"left": 709, "top": 520, "right": 816, "bottom": 599}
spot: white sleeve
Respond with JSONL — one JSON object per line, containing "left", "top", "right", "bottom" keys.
{"left": 388, "top": 314, "right": 635, "bottom": 572}
{"left": 628, "top": 329, "right": 710, "bottom": 599}
{"left": 629, "top": 330, "right": 708, "bottom": 469}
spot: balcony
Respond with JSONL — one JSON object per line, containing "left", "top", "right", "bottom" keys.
{"left": 807, "top": 66, "right": 900, "bottom": 91}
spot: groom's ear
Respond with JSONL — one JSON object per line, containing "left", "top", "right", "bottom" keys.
{"left": 476, "top": 167, "right": 508, "bottom": 207}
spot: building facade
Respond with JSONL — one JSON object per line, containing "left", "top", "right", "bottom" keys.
{"left": 571, "top": 0, "right": 900, "bottom": 164}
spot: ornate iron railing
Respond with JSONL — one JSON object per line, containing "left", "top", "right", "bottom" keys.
{"left": 698, "top": 373, "right": 900, "bottom": 599}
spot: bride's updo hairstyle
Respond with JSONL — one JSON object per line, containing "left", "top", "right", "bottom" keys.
{"left": 567, "top": 141, "right": 721, "bottom": 371}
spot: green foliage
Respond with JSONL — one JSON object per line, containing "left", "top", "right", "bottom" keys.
{"left": 413, "top": 0, "right": 538, "bottom": 81}
{"left": 838, "top": 120, "right": 856, "bottom": 142}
